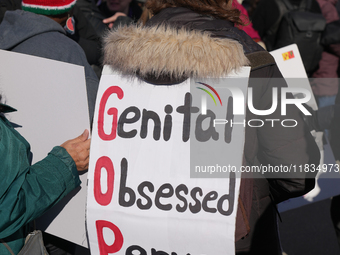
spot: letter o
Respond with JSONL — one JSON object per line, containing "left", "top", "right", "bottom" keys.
{"left": 94, "top": 156, "right": 115, "bottom": 206}
{"left": 281, "top": 119, "right": 298, "bottom": 127}
{"left": 248, "top": 119, "right": 264, "bottom": 127}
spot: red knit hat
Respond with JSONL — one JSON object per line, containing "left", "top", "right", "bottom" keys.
{"left": 22, "top": 0, "right": 76, "bottom": 15}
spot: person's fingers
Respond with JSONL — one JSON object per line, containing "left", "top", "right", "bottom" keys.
{"left": 78, "top": 129, "right": 89, "bottom": 142}
{"left": 59, "top": 129, "right": 91, "bottom": 171}
{"left": 62, "top": 130, "right": 89, "bottom": 147}
{"left": 75, "top": 139, "right": 91, "bottom": 155}
{"left": 73, "top": 155, "right": 89, "bottom": 171}
{"left": 103, "top": 17, "right": 114, "bottom": 23}
{"left": 78, "top": 149, "right": 90, "bottom": 161}
{"left": 103, "top": 14, "right": 118, "bottom": 23}
{"left": 103, "top": 12, "right": 126, "bottom": 24}
{"left": 83, "top": 138, "right": 91, "bottom": 149}
{"left": 103, "top": 18, "right": 114, "bottom": 24}
{"left": 77, "top": 157, "right": 90, "bottom": 171}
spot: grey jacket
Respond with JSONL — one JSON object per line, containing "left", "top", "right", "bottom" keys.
{"left": 0, "top": 10, "right": 98, "bottom": 122}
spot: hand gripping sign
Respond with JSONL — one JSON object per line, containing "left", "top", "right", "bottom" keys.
{"left": 86, "top": 67, "right": 251, "bottom": 255}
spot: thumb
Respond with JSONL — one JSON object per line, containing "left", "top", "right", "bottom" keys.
{"left": 78, "top": 129, "right": 89, "bottom": 142}
{"left": 103, "top": 12, "right": 126, "bottom": 24}
{"left": 103, "top": 16, "right": 116, "bottom": 24}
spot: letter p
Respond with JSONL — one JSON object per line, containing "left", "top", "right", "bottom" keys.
{"left": 96, "top": 220, "right": 124, "bottom": 255}
{"left": 214, "top": 119, "right": 228, "bottom": 127}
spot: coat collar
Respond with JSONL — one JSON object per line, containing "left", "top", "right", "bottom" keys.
{"left": 103, "top": 11, "right": 250, "bottom": 81}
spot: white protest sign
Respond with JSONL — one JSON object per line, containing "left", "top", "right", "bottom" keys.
{"left": 270, "top": 44, "right": 318, "bottom": 108}
{"left": 270, "top": 44, "right": 340, "bottom": 211}
{"left": 86, "top": 66, "right": 250, "bottom": 255}
{"left": 0, "top": 50, "right": 90, "bottom": 246}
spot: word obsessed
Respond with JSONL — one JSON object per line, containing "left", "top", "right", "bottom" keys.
{"left": 94, "top": 157, "right": 236, "bottom": 255}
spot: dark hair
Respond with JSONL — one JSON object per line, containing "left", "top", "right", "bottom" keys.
{"left": 145, "top": 0, "right": 244, "bottom": 26}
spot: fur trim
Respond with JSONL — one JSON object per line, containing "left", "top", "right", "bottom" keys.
{"left": 103, "top": 25, "right": 250, "bottom": 79}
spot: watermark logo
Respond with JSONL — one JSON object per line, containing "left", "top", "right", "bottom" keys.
{"left": 196, "top": 83, "right": 312, "bottom": 117}
{"left": 194, "top": 80, "right": 312, "bottom": 129}
{"left": 196, "top": 82, "right": 222, "bottom": 115}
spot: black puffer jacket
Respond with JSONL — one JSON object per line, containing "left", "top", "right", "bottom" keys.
{"left": 102, "top": 7, "right": 320, "bottom": 254}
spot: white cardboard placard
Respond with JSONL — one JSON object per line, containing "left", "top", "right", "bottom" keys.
{"left": 86, "top": 66, "right": 251, "bottom": 255}
{"left": 0, "top": 50, "right": 90, "bottom": 247}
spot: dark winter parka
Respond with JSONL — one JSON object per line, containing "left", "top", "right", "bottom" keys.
{"left": 102, "top": 7, "right": 320, "bottom": 254}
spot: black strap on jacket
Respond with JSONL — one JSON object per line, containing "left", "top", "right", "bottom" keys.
{"left": 246, "top": 51, "right": 276, "bottom": 71}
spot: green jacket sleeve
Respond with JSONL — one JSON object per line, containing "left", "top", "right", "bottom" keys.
{"left": 0, "top": 118, "right": 81, "bottom": 239}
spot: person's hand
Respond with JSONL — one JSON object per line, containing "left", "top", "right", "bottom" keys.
{"left": 61, "top": 129, "right": 91, "bottom": 171}
{"left": 103, "top": 12, "right": 127, "bottom": 29}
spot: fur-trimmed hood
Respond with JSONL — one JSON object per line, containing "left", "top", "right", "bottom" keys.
{"left": 103, "top": 25, "right": 250, "bottom": 80}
